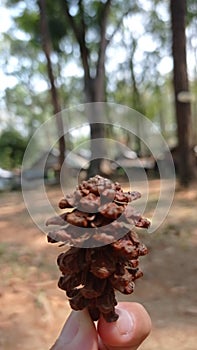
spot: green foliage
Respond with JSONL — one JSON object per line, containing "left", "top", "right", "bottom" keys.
{"left": 15, "top": 9, "right": 40, "bottom": 45}
{"left": 187, "top": 0, "right": 197, "bottom": 24}
{"left": 0, "top": 128, "right": 28, "bottom": 169}
{"left": 2, "top": 0, "right": 197, "bottom": 150}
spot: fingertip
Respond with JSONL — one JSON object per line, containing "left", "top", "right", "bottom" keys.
{"left": 98, "top": 302, "right": 151, "bottom": 349}
{"left": 52, "top": 309, "right": 98, "bottom": 350}
{"left": 74, "top": 309, "right": 98, "bottom": 350}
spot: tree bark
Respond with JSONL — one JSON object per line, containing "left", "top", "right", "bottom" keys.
{"left": 129, "top": 40, "right": 146, "bottom": 156}
{"left": 170, "top": 0, "right": 196, "bottom": 186}
{"left": 63, "top": 0, "right": 111, "bottom": 177}
{"left": 38, "top": 0, "right": 65, "bottom": 170}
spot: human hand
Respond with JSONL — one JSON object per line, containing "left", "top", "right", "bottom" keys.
{"left": 50, "top": 302, "right": 151, "bottom": 350}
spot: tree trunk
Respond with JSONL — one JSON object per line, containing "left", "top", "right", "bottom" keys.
{"left": 170, "top": 0, "right": 196, "bottom": 186}
{"left": 84, "top": 72, "right": 106, "bottom": 177}
{"left": 63, "top": 0, "right": 110, "bottom": 177}
{"left": 129, "top": 49, "right": 145, "bottom": 156}
{"left": 38, "top": 0, "right": 65, "bottom": 170}
{"left": 63, "top": 0, "right": 132, "bottom": 177}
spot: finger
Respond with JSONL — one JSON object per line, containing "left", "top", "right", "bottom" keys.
{"left": 97, "top": 302, "right": 151, "bottom": 350}
{"left": 50, "top": 309, "right": 98, "bottom": 350}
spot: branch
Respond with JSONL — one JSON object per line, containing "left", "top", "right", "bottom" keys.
{"left": 62, "top": 0, "right": 90, "bottom": 79}
{"left": 96, "top": 0, "right": 111, "bottom": 78}
{"left": 96, "top": 3, "right": 132, "bottom": 78}
{"left": 38, "top": 0, "right": 60, "bottom": 113}
{"left": 107, "top": 8, "right": 131, "bottom": 47}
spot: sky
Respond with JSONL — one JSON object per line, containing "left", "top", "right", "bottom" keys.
{"left": 0, "top": 5, "right": 11, "bottom": 32}
{"left": 0, "top": 5, "right": 21, "bottom": 93}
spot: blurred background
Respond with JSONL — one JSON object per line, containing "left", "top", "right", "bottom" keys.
{"left": 0, "top": 1, "right": 197, "bottom": 349}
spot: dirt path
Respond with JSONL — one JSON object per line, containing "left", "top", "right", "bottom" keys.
{"left": 0, "top": 180, "right": 196, "bottom": 349}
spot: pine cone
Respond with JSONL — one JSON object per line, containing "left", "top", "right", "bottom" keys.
{"left": 47, "top": 175, "right": 150, "bottom": 322}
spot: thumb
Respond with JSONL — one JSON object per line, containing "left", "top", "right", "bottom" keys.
{"left": 98, "top": 302, "right": 151, "bottom": 350}
{"left": 50, "top": 309, "right": 98, "bottom": 350}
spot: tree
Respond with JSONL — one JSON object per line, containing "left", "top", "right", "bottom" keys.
{"left": 4, "top": 0, "right": 197, "bottom": 181}
{"left": 38, "top": 0, "right": 65, "bottom": 170}
{"left": 61, "top": 0, "right": 135, "bottom": 176}
{"left": 4, "top": 0, "right": 133, "bottom": 176}
{"left": 170, "top": 0, "right": 196, "bottom": 186}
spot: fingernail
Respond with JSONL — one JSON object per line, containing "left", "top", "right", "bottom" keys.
{"left": 60, "top": 312, "right": 79, "bottom": 344}
{"left": 115, "top": 308, "right": 134, "bottom": 335}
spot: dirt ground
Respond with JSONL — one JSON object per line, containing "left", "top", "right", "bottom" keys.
{"left": 0, "top": 179, "right": 197, "bottom": 350}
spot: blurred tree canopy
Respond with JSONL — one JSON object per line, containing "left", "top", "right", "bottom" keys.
{"left": 1, "top": 0, "right": 197, "bottom": 183}
{"left": 2, "top": 0, "right": 173, "bottom": 125}
{"left": 0, "top": 128, "right": 28, "bottom": 169}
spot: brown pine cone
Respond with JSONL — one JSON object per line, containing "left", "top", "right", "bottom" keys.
{"left": 47, "top": 175, "right": 150, "bottom": 322}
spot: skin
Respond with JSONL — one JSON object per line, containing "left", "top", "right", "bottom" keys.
{"left": 50, "top": 302, "right": 151, "bottom": 350}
